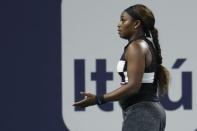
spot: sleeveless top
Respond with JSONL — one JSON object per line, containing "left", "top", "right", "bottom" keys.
{"left": 117, "top": 36, "right": 159, "bottom": 111}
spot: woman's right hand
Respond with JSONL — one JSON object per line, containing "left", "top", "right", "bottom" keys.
{"left": 72, "top": 92, "right": 96, "bottom": 108}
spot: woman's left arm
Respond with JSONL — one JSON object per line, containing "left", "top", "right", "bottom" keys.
{"left": 103, "top": 41, "right": 146, "bottom": 102}
{"left": 73, "top": 40, "right": 147, "bottom": 108}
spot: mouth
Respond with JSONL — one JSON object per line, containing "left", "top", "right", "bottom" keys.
{"left": 118, "top": 29, "right": 121, "bottom": 34}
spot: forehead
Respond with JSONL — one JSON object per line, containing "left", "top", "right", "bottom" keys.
{"left": 120, "top": 11, "right": 132, "bottom": 19}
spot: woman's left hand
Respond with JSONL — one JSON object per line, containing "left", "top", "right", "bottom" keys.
{"left": 72, "top": 92, "right": 96, "bottom": 108}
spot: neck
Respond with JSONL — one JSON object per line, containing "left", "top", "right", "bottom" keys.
{"left": 128, "top": 29, "right": 144, "bottom": 42}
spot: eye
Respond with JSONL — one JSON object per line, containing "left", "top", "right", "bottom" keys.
{"left": 120, "top": 18, "right": 126, "bottom": 23}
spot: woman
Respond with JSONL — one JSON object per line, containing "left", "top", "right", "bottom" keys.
{"left": 73, "top": 4, "right": 170, "bottom": 131}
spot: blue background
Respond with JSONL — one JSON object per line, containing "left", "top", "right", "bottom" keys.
{"left": 0, "top": 0, "right": 69, "bottom": 130}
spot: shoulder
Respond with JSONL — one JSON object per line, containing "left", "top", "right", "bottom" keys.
{"left": 126, "top": 39, "right": 148, "bottom": 55}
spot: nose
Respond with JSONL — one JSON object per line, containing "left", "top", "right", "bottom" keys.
{"left": 117, "top": 21, "right": 121, "bottom": 28}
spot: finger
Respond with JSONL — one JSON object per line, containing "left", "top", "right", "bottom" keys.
{"left": 73, "top": 103, "right": 86, "bottom": 108}
{"left": 72, "top": 101, "right": 84, "bottom": 106}
{"left": 80, "top": 92, "right": 92, "bottom": 97}
{"left": 72, "top": 99, "right": 87, "bottom": 106}
{"left": 79, "top": 92, "right": 88, "bottom": 99}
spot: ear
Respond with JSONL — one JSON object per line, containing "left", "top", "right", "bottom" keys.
{"left": 134, "top": 20, "right": 141, "bottom": 29}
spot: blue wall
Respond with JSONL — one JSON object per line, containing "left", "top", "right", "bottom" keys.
{"left": 0, "top": 0, "right": 69, "bottom": 130}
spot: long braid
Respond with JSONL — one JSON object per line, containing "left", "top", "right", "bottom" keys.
{"left": 151, "top": 28, "right": 170, "bottom": 95}
{"left": 151, "top": 28, "right": 162, "bottom": 64}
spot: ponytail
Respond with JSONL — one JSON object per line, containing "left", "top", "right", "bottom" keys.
{"left": 151, "top": 28, "right": 170, "bottom": 95}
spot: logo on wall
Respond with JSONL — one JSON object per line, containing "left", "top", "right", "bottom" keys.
{"left": 160, "top": 58, "right": 192, "bottom": 110}
{"left": 73, "top": 58, "right": 193, "bottom": 112}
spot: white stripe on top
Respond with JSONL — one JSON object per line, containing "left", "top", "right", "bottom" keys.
{"left": 117, "top": 60, "right": 155, "bottom": 84}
